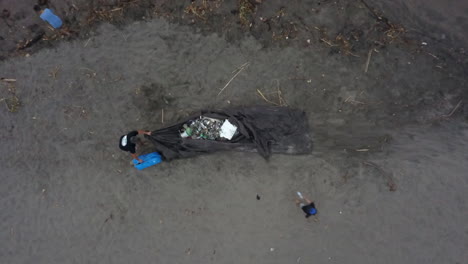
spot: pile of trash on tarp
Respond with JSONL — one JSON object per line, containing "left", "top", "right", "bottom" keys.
{"left": 180, "top": 116, "right": 238, "bottom": 140}
{"left": 146, "top": 106, "right": 312, "bottom": 161}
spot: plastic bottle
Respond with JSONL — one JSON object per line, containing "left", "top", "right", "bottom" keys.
{"left": 39, "top": 8, "right": 62, "bottom": 29}
{"left": 183, "top": 124, "right": 192, "bottom": 136}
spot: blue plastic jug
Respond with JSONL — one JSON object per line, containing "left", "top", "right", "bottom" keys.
{"left": 132, "top": 152, "right": 162, "bottom": 170}
{"left": 40, "top": 8, "right": 62, "bottom": 29}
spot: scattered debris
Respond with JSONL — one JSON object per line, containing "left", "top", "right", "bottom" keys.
{"left": 272, "top": 20, "right": 298, "bottom": 41}
{"left": 17, "top": 32, "right": 45, "bottom": 50}
{"left": 63, "top": 105, "right": 89, "bottom": 119}
{"left": 79, "top": 67, "right": 97, "bottom": 78}
{"left": 180, "top": 116, "right": 238, "bottom": 140}
{"left": 87, "top": 4, "right": 123, "bottom": 24}
{"left": 383, "top": 23, "right": 406, "bottom": 43}
{"left": 335, "top": 34, "right": 359, "bottom": 57}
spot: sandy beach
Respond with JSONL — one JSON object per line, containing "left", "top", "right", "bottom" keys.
{"left": 1, "top": 1, "right": 467, "bottom": 263}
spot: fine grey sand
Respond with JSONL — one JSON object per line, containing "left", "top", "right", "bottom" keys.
{"left": 1, "top": 1, "right": 468, "bottom": 263}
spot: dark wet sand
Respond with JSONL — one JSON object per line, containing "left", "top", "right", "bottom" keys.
{"left": 1, "top": 1, "right": 467, "bottom": 263}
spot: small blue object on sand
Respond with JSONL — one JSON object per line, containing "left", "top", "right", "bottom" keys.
{"left": 40, "top": 8, "right": 63, "bottom": 29}
{"left": 132, "top": 152, "right": 162, "bottom": 170}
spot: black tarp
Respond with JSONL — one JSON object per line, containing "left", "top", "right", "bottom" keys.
{"left": 146, "top": 106, "right": 312, "bottom": 160}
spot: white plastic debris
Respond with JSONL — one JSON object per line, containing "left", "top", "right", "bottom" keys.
{"left": 220, "top": 119, "right": 237, "bottom": 140}
{"left": 180, "top": 131, "right": 189, "bottom": 138}
{"left": 296, "top": 191, "right": 304, "bottom": 199}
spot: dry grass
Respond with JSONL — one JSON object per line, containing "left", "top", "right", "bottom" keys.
{"left": 239, "top": 0, "right": 255, "bottom": 26}
{"left": 314, "top": 26, "right": 360, "bottom": 57}
{"left": 272, "top": 22, "right": 298, "bottom": 41}
{"left": 382, "top": 23, "right": 406, "bottom": 43}
{"left": 4, "top": 96, "right": 20, "bottom": 112}
{"left": 362, "top": 161, "right": 397, "bottom": 192}
{"left": 310, "top": 1, "right": 406, "bottom": 57}
{"left": 184, "top": 0, "right": 222, "bottom": 22}
{"left": 1, "top": 81, "right": 21, "bottom": 112}
{"left": 49, "top": 66, "right": 61, "bottom": 79}
{"left": 86, "top": 0, "right": 141, "bottom": 24}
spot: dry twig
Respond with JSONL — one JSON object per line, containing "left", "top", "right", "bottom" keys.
{"left": 364, "top": 49, "right": 373, "bottom": 73}
{"left": 161, "top": 109, "right": 164, "bottom": 124}
{"left": 84, "top": 38, "right": 92, "bottom": 47}
{"left": 0, "top": 78, "right": 16, "bottom": 82}
{"left": 362, "top": 161, "right": 397, "bottom": 191}
{"left": 257, "top": 89, "right": 279, "bottom": 106}
{"left": 320, "top": 38, "right": 336, "bottom": 47}
{"left": 218, "top": 62, "right": 249, "bottom": 96}
{"left": 442, "top": 100, "right": 463, "bottom": 118}
{"left": 426, "top": 52, "right": 439, "bottom": 60}
{"left": 49, "top": 66, "right": 60, "bottom": 79}
{"left": 257, "top": 84, "right": 287, "bottom": 107}
{"left": 356, "top": 149, "right": 369, "bottom": 152}
{"left": 345, "top": 96, "right": 366, "bottom": 105}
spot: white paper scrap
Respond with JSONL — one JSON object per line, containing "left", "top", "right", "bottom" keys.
{"left": 220, "top": 119, "right": 237, "bottom": 140}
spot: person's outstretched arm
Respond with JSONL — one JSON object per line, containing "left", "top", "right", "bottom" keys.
{"left": 137, "top": 130, "right": 151, "bottom": 136}
{"left": 131, "top": 153, "right": 143, "bottom": 163}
